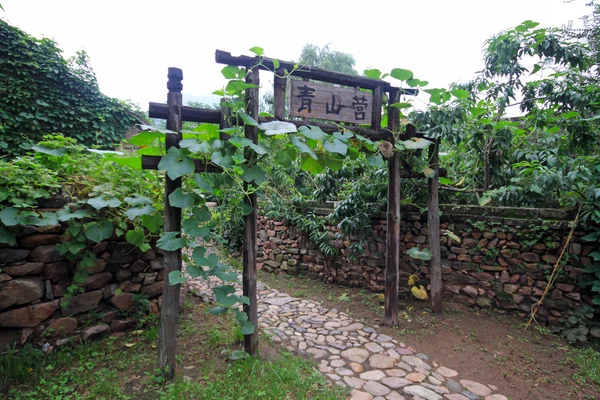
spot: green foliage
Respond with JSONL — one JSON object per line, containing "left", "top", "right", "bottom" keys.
{"left": 299, "top": 44, "right": 358, "bottom": 75}
{"left": 570, "top": 346, "right": 600, "bottom": 387}
{"left": 0, "top": 20, "right": 142, "bottom": 157}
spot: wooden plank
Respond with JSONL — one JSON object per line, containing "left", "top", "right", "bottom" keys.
{"left": 156, "top": 67, "right": 183, "bottom": 380}
{"left": 428, "top": 140, "right": 443, "bottom": 313}
{"left": 243, "top": 66, "right": 259, "bottom": 355}
{"left": 384, "top": 88, "right": 400, "bottom": 327}
{"left": 215, "top": 50, "right": 419, "bottom": 94}
{"left": 371, "top": 86, "right": 383, "bottom": 131}
{"left": 274, "top": 67, "right": 286, "bottom": 120}
{"left": 289, "top": 80, "right": 373, "bottom": 124}
{"left": 149, "top": 102, "right": 221, "bottom": 123}
{"left": 142, "top": 155, "right": 222, "bottom": 174}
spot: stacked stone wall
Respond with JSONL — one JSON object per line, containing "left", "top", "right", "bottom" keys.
{"left": 257, "top": 204, "right": 597, "bottom": 325}
{"left": 0, "top": 223, "right": 165, "bottom": 350}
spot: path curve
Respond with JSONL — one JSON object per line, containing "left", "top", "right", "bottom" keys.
{"left": 187, "top": 276, "right": 507, "bottom": 400}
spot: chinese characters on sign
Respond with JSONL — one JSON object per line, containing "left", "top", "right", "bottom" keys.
{"left": 289, "top": 80, "right": 373, "bottom": 124}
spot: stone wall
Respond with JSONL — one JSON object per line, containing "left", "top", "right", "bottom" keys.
{"left": 257, "top": 203, "right": 597, "bottom": 326}
{"left": 0, "top": 223, "right": 165, "bottom": 350}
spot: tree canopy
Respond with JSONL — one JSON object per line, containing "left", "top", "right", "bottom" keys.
{"left": 0, "top": 19, "right": 141, "bottom": 157}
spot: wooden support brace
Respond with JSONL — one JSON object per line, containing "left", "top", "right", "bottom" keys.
{"left": 243, "top": 66, "right": 259, "bottom": 355}
{"left": 384, "top": 89, "right": 400, "bottom": 327}
{"left": 428, "top": 139, "right": 443, "bottom": 313}
{"left": 156, "top": 67, "right": 183, "bottom": 380}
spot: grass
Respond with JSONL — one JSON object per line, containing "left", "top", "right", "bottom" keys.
{"left": 1, "top": 297, "right": 347, "bottom": 400}
{"left": 570, "top": 346, "right": 600, "bottom": 386}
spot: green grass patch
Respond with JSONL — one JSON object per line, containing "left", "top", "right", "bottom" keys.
{"left": 159, "top": 352, "right": 347, "bottom": 400}
{"left": 570, "top": 346, "right": 600, "bottom": 387}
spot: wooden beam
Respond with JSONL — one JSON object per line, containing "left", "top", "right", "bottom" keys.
{"left": 215, "top": 49, "right": 419, "bottom": 95}
{"left": 149, "top": 102, "right": 221, "bottom": 123}
{"left": 147, "top": 102, "right": 435, "bottom": 142}
{"left": 156, "top": 68, "right": 183, "bottom": 380}
{"left": 371, "top": 86, "right": 383, "bottom": 132}
{"left": 243, "top": 66, "right": 259, "bottom": 355}
{"left": 142, "top": 155, "right": 222, "bottom": 174}
{"left": 385, "top": 88, "right": 400, "bottom": 327}
{"left": 428, "top": 140, "right": 443, "bottom": 313}
{"left": 273, "top": 67, "right": 286, "bottom": 120}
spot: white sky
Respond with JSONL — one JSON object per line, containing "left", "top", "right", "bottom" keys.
{"left": 1, "top": 0, "right": 589, "bottom": 109}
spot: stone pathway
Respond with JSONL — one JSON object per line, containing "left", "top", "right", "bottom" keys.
{"left": 186, "top": 276, "right": 508, "bottom": 400}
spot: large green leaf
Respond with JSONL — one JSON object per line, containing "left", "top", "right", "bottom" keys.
{"left": 180, "top": 138, "right": 212, "bottom": 154}
{"left": 364, "top": 69, "right": 381, "bottom": 79}
{"left": 240, "top": 321, "right": 255, "bottom": 335}
{"left": 193, "top": 174, "right": 214, "bottom": 193}
{"left": 407, "top": 247, "right": 432, "bottom": 261}
{"left": 126, "top": 229, "right": 146, "bottom": 248}
{"left": 0, "top": 207, "right": 19, "bottom": 226}
{"left": 323, "top": 138, "right": 347, "bottom": 155}
{"left": 183, "top": 219, "right": 211, "bottom": 238}
{"left": 168, "top": 188, "right": 196, "bottom": 208}
{"left": 242, "top": 165, "right": 267, "bottom": 185}
{"left": 124, "top": 195, "right": 152, "bottom": 206}
{"left": 141, "top": 213, "right": 162, "bottom": 233}
{"left": 56, "top": 208, "right": 90, "bottom": 222}
{"left": 88, "top": 195, "right": 121, "bottom": 210}
{"left": 290, "top": 135, "right": 317, "bottom": 159}
{"left": 238, "top": 111, "right": 258, "bottom": 127}
{"left": 125, "top": 205, "right": 156, "bottom": 220}
{"left": 299, "top": 125, "right": 327, "bottom": 141}
{"left": 84, "top": 221, "right": 114, "bottom": 243}
{"left": 300, "top": 153, "right": 325, "bottom": 174}
{"left": 31, "top": 145, "right": 67, "bottom": 157}
{"left": 390, "top": 68, "right": 413, "bottom": 81}
{"left": 129, "top": 131, "right": 164, "bottom": 146}
{"left": 156, "top": 231, "right": 186, "bottom": 251}
{"left": 0, "top": 226, "right": 16, "bottom": 245}
{"left": 158, "top": 147, "right": 195, "bottom": 180}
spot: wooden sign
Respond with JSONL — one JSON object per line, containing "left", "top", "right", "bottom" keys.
{"left": 289, "top": 80, "right": 373, "bottom": 124}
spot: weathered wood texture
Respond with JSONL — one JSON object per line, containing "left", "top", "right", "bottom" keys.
{"left": 371, "top": 86, "right": 383, "bottom": 131}
{"left": 149, "top": 102, "right": 220, "bottom": 123}
{"left": 274, "top": 68, "right": 286, "bottom": 120}
{"left": 289, "top": 80, "right": 373, "bottom": 124}
{"left": 156, "top": 68, "right": 183, "bottom": 380}
{"left": 148, "top": 102, "right": 432, "bottom": 141}
{"left": 243, "top": 67, "right": 259, "bottom": 355}
{"left": 385, "top": 89, "right": 400, "bottom": 326}
{"left": 215, "top": 50, "right": 419, "bottom": 95}
{"left": 428, "top": 140, "right": 442, "bottom": 313}
{"left": 142, "top": 155, "right": 222, "bottom": 174}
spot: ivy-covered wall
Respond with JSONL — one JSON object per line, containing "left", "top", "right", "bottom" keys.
{"left": 258, "top": 204, "right": 598, "bottom": 332}
{"left": 0, "top": 20, "right": 140, "bottom": 157}
{"left": 0, "top": 221, "right": 165, "bottom": 351}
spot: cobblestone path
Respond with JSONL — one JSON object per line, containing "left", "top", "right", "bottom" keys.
{"left": 187, "top": 276, "right": 508, "bottom": 400}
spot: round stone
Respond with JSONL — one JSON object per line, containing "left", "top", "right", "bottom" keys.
{"left": 349, "top": 389, "right": 373, "bottom": 400}
{"left": 445, "top": 378, "right": 463, "bottom": 393}
{"left": 350, "top": 362, "right": 365, "bottom": 373}
{"left": 365, "top": 342, "right": 384, "bottom": 353}
{"left": 402, "top": 385, "right": 443, "bottom": 400}
{"left": 484, "top": 396, "right": 508, "bottom": 400}
{"left": 342, "top": 348, "right": 370, "bottom": 363}
{"left": 436, "top": 366, "right": 458, "bottom": 378}
{"left": 359, "top": 370, "right": 386, "bottom": 381}
{"left": 381, "top": 377, "right": 412, "bottom": 389}
{"left": 363, "top": 380, "right": 391, "bottom": 396}
{"left": 406, "top": 372, "right": 426, "bottom": 382}
{"left": 460, "top": 380, "right": 492, "bottom": 397}
{"left": 369, "top": 354, "right": 396, "bottom": 369}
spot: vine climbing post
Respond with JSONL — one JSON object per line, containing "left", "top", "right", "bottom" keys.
{"left": 243, "top": 65, "right": 259, "bottom": 354}
{"left": 156, "top": 67, "right": 183, "bottom": 379}
{"left": 428, "top": 139, "right": 442, "bottom": 313}
{"left": 385, "top": 88, "right": 400, "bottom": 326}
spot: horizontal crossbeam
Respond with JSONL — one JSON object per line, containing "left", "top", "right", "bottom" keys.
{"left": 215, "top": 50, "right": 419, "bottom": 95}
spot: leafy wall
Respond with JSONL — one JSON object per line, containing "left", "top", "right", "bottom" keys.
{"left": 0, "top": 19, "right": 140, "bottom": 156}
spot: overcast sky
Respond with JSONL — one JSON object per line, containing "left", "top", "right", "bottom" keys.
{"left": 1, "top": 0, "right": 590, "bottom": 109}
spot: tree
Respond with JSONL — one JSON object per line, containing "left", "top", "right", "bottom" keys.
{"left": 0, "top": 20, "right": 141, "bottom": 157}
{"left": 298, "top": 44, "right": 358, "bottom": 75}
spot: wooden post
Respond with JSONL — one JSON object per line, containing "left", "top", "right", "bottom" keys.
{"left": 428, "top": 139, "right": 442, "bottom": 313}
{"left": 371, "top": 86, "right": 383, "bottom": 130}
{"left": 274, "top": 67, "right": 286, "bottom": 120}
{"left": 243, "top": 66, "right": 259, "bottom": 355}
{"left": 157, "top": 67, "right": 183, "bottom": 379}
{"left": 384, "top": 89, "right": 400, "bottom": 326}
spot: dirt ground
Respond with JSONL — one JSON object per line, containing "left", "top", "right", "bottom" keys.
{"left": 258, "top": 271, "right": 600, "bottom": 400}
